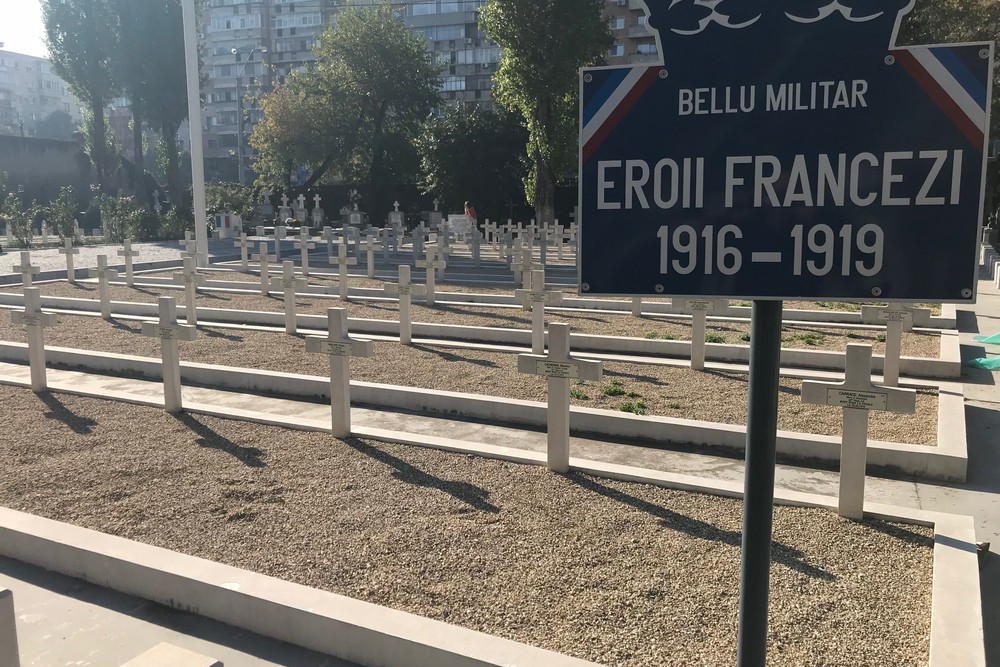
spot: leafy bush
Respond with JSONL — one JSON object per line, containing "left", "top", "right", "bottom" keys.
{"left": 0, "top": 193, "right": 36, "bottom": 248}
{"left": 206, "top": 182, "right": 258, "bottom": 222}
{"left": 47, "top": 186, "right": 80, "bottom": 242}
{"left": 569, "top": 388, "right": 589, "bottom": 400}
{"left": 99, "top": 195, "right": 142, "bottom": 243}
{"left": 619, "top": 401, "right": 648, "bottom": 415}
{"left": 705, "top": 333, "right": 726, "bottom": 343}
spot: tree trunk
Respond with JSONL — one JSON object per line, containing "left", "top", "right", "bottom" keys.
{"left": 533, "top": 98, "right": 556, "bottom": 226}
{"left": 132, "top": 102, "right": 147, "bottom": 207}
{"left": 163, "top": 128, "right": 181, "bottom": 210}
{"left": 93, "top": 99, "right": 108, "bottom": 193}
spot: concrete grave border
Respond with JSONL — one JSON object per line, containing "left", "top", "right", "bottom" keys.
{"left": 0, "top": 294, "right": 963, "bottom": 379}
{"left": 0, "top": 342, "right": 969, "bottom": 481}
{"left": 0, "top": 432, "right": 983, "bottom": 667}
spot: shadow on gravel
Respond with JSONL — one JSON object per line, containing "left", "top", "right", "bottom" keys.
{"left": 173, "top": 413, "right": 265, "bottom": 468}
{"left": 409, "top": 343, "right": 499, "bottom": 368}
{"left": 200, "top": 327, "right": 244, "bottom": 343}
{"left": 37, "top": 392, "right": 97, "bottom": 435}
{"left": 342, "top": 437, "right": 500, "bottom": 514}
{"left": 566, "top": 473, "right": 835, "bottom": 581}
{"left": 107, "top": 317, "right": 141, "bottom": 334}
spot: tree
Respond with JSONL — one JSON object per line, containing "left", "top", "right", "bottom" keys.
{"left": 43, "top": 0, "right": 121, "bottom": 193}
{"left": 114, "top": 0, "right": 159, "bottom": 206}
{"left": 135, "top": 0, "right": 188, "bottom": 208}
{"left": 417, "top": 105, "right": 528, "bottom": 221}
{"left": 252, "top": 2, "right": 440, "bottom": 211}
{"left": 480, "top": 0, "right": 611, "bottom": 224}
{"left": 35, "top": 110, "right": 77, "bottom": 141}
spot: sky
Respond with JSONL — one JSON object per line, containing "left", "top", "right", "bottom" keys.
{"left": 0, "top": 0, "right": 49, "bottom": 58}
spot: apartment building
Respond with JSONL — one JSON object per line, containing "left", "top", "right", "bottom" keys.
{"left": 0, "top": 48, "right": 83, "bottom": 139}
{"left": 200, "top": 0, "right": 499, "bottom": 182}
{"left": 604, "top": 0, "right": 659, "bottom": 66}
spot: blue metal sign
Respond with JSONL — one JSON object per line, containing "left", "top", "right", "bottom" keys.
{"left": 580, "top": 0, "right": 993, "bottom": 301}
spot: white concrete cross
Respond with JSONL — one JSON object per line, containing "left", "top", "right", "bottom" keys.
{"left": 305, "top": 307, "right": 374, "bottom": 437}
{"left": 233, "top": 233, "right": 253, "bottom": 272}
{"left": 281, "top": 194, "right": 290, "bottom": 208}
{"left": 415, "top": 245, "right": 446, "bottom": 305}
{"left": 802, "top": 344, "right": 916, "bottom": 519}
{"left": 515, "top": 269, "right": 564, "bottom": 354}
{"left": 88, "top": 254, "right": 119, "bottom": 319}
{"left": 13, "top": 251, "right": 40, "bottom": 287}
{"left": 58, "top": 237, "right": 80, "bottom": 282}
{"left": 433, "top": 197, "right": 440, "bottom": 212}
{"left": 321, "top": 225, "right": 337, "bottom": 258}
{"left": 554, "top": 222, "right": 566, "bottom": 260}
{"left": 274, "top": 225, "right": 287, "bottom": 261}
{"left": 861, "top": 303, "right": 907, "bottom": 387}
{"left": 296, "top": 194, "right": 306, "bottom": 210}
{"left": 117, "top": 238, "right": 140, "bottom": 286}
{"left": 413, "top": 222, "right": 427, "bottom": 259}
{"left": 141, "top": 296, "right": 197, "bottom": 413}
{"left": 73, "top": 219, "right": 83, "bottom": 243}
{"left": 329, "top": 243, "right": 357, "bottom": 301}
{"left": 172, "top": 256, "right": 205, "bottom": 326}
{"left": 179, "top": 231, "right": 197, "bottom": 259}
{"left": 314, "top": 194, "right": 322, "bottom": 209}
{"left": 394, "top": 200, "right": 400, "bottom": 212}
{"left": 517, "top": 322, "right": 602, "bottom": 473}
{"left": 384, "top": 265, "right": 425, "bottom": 345}
{"left": 292, "top": 228, "right": 316, "bottom": 277}
{"left": 469, "top": 227, "right": 482, "bottom": 268}
{"left": 279, "top": 261, "right": 308, "bottom": 334}
{"left": 251, "top": 242, "right": 275, "bottom": 296}
{"left": 11, "top": 287, "right": 58, "bottom": 392}
{"left": 672, "top": 298, "right": 728, "bottom": 371}
{"left": 364, "top": 233, "right": 378, "bottom": 279}
{"left": 41, "top": 221, "right": 49, "bottom": 246}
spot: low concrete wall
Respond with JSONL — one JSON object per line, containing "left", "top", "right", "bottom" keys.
{"left": 0, "top": 508, "right": 600, "bottom": 667}
{"left": 0, "top": 343, "right": 967, "bottom": 481}
{"left": 0, "top": 294, "right": 961, "bottom": 379}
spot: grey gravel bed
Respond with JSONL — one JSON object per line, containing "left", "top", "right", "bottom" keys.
{"left": 0, "top": 309, "right": 939, "bottom": 444}
{"left": 8, "top": 280, "right": 942, "bottom": 359}
{"left": 0, "top": 385, "right": 933, "bottom": 667}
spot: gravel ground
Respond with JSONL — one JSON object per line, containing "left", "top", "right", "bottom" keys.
{"left": 8, "top": 279, "right": 942, "bottom": 359}
{"left": 0, "top": 307, "right": 938, "bottom": 444}
{"left": 0, "top": 384, "right": 933, "bottom": 667}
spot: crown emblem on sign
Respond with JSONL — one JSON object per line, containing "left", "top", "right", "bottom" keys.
{"left": 639, "top": 0, "right": 915, "bottom": 59}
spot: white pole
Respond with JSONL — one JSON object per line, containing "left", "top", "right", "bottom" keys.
{"left": 840, "top": 408, "right": 869, "bottom": 519}
{"left": 691, "top": 310, "right": 707, "bottom": 371}
{"left": 181, "top": 0, "right": 209, "bottom": 268}
{"left": 159, "top": 298, "right": 183, "bottom": 413}
{"left": 399, "top": 265, "right": 412, "bottom": 345}
{"left": 632, "top": 297, "right": 642, "bottom": 317}
{"left": 547, "top": 323, "right": 571, "bottom": 473}
{"left": 367, "top": 236, "right": 375, "bottom": 279}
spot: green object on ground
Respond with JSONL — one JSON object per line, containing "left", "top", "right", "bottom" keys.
{"left": 973, "top": 332, "right": 1000, "bottom": 344}
{"left": 966, "top": 357, "right": 1000, "bottom": 370}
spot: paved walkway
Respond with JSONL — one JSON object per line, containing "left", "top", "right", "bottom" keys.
{"left": 0, "top": 557, "right": 355, "bottom": 667}
{"left": 1, "top": 257, "right": 998, "bottom": 665}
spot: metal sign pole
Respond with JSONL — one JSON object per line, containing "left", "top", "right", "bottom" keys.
{"left": 736, "top": 299, "right": 783, "bottom": 667}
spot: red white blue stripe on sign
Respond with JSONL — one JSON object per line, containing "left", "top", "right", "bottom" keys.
{"left": 894, "top": 46, "right": 989, "bottom": 149}
{"left": 581, "top": 66, "right": 660, "bottom": 163}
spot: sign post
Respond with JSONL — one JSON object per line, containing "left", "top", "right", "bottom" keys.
{"left": 579, "top": 4, "right": 991, "bottom": 666}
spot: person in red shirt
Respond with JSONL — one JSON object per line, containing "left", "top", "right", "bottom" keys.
{"left": 464, "top": 201, "right": 477, "bottom": 223}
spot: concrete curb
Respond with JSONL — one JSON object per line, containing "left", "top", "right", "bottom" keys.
{"left": 0, "top": 342, "right": 968, "bottom": 481}
{"left": 0, "top": 507, "right": 601, "bottom": 667}
{"left": 0, "top": 294, "right": 962, "bottom": 379}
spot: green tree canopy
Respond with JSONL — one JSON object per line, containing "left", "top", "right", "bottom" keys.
{"left": 251, "top": 2, "right": 440, "bottom": 211}
{"left": 416, "top": 104, "right": 528, "bottom": 221}
{"left": 480, "top": 0, "right": 611, "bottom": 224}
{"left": 43, "top": 0, "right": 121, "bottom": 192}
